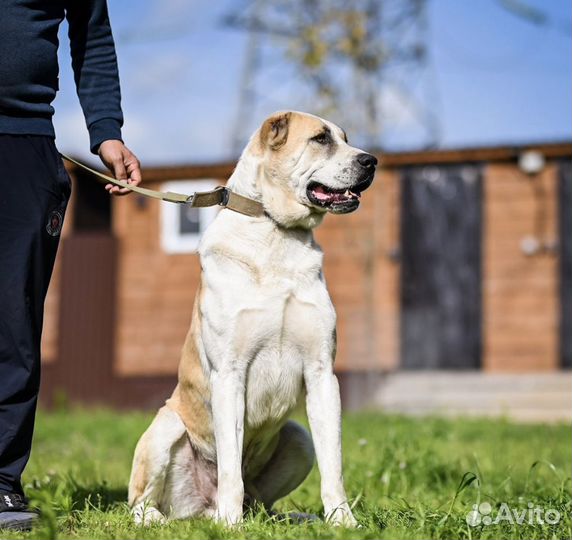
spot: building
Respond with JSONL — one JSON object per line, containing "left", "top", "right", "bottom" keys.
{"left": 40, "top": 141, "right": 572, "bottom": 420}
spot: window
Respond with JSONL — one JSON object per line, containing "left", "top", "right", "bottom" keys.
{"left": 160, "top": 180, "right": 220, "bottom": 253}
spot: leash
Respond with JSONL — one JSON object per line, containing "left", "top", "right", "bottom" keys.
{"left": 59, "top": 154, "right": 265, "bottom": 218}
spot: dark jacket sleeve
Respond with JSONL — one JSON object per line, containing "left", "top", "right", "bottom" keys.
{"left": 65, "top": 0, "right": 124, "bottom": 153}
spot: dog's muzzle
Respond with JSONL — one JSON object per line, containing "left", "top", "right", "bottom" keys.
{"left": 306, "top": 153, "right": 377, "bottom": 214}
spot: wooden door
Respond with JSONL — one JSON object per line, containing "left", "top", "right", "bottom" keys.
{"left": 560, "top": 161, "right": 572, "bottom": 368}
{"left": 400, "top": 164, "right": 483, "bottom": 369}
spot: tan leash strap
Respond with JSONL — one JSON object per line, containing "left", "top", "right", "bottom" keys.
{"left": 60, "top": 153, "right": 265, "bottom": 217}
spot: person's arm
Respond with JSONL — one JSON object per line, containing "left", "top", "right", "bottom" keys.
{"left": 66, "top": 0, "right": 141, "bottom": 194}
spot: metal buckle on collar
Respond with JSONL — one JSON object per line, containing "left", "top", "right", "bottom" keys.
{"left": 216, "top": 186, "right": 230, "bottom": 206}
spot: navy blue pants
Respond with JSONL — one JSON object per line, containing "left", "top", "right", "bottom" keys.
{"left": 0, "top": 135, "right": 70, "bottom": 495}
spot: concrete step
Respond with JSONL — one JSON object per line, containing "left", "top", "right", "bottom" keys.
{"left": 339, "top": 371, "right": 572, "bottom": 423}
{"left": 375, "top": 372, "right": 572, "bottom": 393}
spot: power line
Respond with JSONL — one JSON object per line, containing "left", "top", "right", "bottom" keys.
{"left": 496, "top": 0, "right": 572, "bottom": 36}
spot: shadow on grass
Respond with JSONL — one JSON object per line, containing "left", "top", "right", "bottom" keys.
{"left": 69, "top": 482, "right": 128, "bottom": 512}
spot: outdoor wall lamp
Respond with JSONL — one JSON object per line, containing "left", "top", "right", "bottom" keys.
{"left": 517, "top": 150, "right": 557, "bottom": 257}
{"left": 518, "top": 150, "right": 545, "bottom": 176}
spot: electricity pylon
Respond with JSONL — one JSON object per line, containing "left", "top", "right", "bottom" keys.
{"left": 224, "top": 0, "right": 441, "bottom": 153}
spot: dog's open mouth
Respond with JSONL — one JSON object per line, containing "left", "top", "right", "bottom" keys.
{"left": 306, "top": 176, "right": 373, "bottom": 214}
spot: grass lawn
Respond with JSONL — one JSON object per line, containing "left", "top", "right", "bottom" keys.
{"left": 4, "top": 409, "right": 570, "bottom": 540}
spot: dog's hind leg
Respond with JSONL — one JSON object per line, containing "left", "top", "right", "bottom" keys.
{"left": 247, "top": 421, "right": 315, "bottom": 510}
{"left": 128, "top": 405, "right": 187, "bottom": 524}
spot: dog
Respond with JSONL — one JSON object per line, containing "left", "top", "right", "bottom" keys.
{"left": 128, "top": 111, "right": 377, "bottom": 526}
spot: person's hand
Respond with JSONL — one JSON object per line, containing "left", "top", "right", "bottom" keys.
{"left": 98, "top": 140, "right": 142, "bottom": 196}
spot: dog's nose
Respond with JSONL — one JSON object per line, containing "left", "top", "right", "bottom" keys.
{"left": 356, "top": 153, "right": 378, "bottom": 169}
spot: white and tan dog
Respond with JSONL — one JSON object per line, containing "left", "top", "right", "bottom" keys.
{"left": 128, "top": 111, "right": 377, "bottom": 526}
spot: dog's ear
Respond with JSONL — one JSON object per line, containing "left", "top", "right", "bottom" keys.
{"left": 260, "top": 112, "right": 291, "bottom": 150}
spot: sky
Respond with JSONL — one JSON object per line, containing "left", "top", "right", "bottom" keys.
{"left": 52, "top": 0, "right": 571, "bottom": 165}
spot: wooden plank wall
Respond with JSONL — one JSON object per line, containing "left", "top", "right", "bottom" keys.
{"left": 40, "top": 178, "right": 75, "bottom": 364}
{"left": 113, "top": 187, "right": 203, "bottom": 375}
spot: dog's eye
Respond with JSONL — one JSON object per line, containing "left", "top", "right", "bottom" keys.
{"left": 311, "top": 132, "right": 331, "bottom": 145}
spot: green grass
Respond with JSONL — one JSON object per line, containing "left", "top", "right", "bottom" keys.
{"left": 4, "top": 409, "right": 570, "bottom": 540}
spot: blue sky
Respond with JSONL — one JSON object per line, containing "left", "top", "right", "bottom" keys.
{"left": 52, "top": 0, "right": 571, "bottom": 164}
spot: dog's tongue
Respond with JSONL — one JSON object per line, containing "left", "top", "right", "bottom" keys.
{"left": 311, "top": 184, "right": 361, "bottom": 203}
{"left": 312, "top": 185, "right": 332, "bottom": 201}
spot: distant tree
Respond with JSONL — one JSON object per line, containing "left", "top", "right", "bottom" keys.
{"left": 225, "top": 0, "right": 439, "bottom": 151}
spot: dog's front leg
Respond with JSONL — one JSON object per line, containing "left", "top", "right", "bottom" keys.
{"left": 305, "top": 365, "right": 357, "bottom": 527}
{"left": 211, "top": 366, "right": 245, "bottom": 525}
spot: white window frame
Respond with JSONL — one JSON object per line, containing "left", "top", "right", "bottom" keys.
{"left": 160, "top": 179, "right": 220, "bottom": 254}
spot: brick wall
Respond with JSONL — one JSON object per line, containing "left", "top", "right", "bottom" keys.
{"left": 483, "top": 163, "right": 559, "bottom": 371}
{"left": 40, "top": 145, "right": 569, "bottom": 389}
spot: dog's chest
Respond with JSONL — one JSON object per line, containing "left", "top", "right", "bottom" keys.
{"left": 200, "top": 217, "right": 336, "bottom": 427}
{"left": 239, "top": 261, "right": 333, "bottom": 428}
{"left": 243, "top": 285, "right": 319, "bottom": 427}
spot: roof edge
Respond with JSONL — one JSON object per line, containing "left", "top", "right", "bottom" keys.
{"left": 65, "top": 140, "right": 572, "bottom": 183}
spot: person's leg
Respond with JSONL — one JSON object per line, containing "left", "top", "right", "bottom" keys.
{"left": 0, "top": 135, "right": 70, "bottom": 502}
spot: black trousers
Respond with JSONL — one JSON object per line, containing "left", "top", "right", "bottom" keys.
{"left": 0, "top": 135, "right": 70, "bottom": 495}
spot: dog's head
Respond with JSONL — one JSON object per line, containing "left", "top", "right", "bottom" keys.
{"left": 235, "top": 111, "right": 378, "bottom": 229}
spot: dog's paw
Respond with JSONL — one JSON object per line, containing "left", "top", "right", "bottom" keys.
{"left": 215, "top": 506, "right": 243, "bottom": 526}
{"left": 132, "top": 503, "right": 166, "bottom": 526}
{"left": 326, "top": 506, "right": 358, "bottom": 528}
